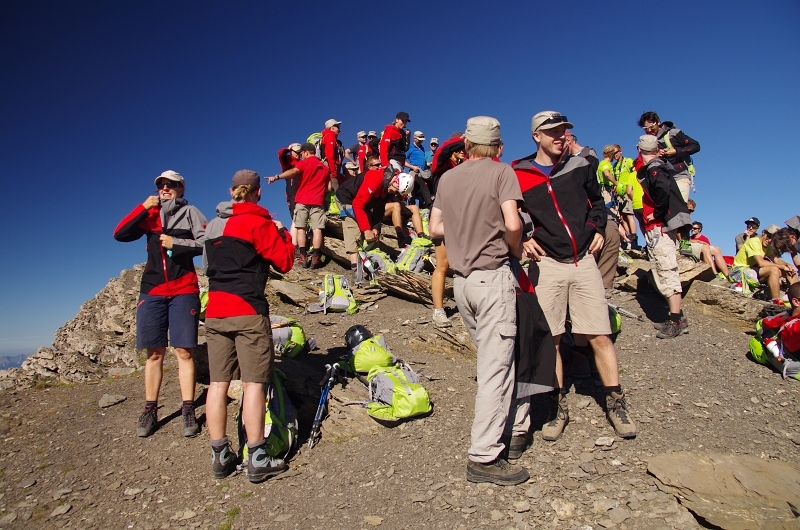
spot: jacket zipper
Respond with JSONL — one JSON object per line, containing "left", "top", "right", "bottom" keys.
{"left": 159, "top": 210, "right": 171, "bottom": 297}
{"left": 545, "top": 175, "right": 579, "bottom": 265}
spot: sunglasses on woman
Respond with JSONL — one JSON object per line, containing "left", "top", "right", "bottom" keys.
{"left": 157, "top": 180, "right": 183, "bottom": 189}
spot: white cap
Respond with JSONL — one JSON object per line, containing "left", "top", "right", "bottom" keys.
{"left": 325, "top": 118, "right": 342, "bottom": 129}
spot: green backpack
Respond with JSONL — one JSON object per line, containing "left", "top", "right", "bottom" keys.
{"left": 396, "top": 242, "right": 429, "bottom": 272}
{"left": 348, "top": 335, "right": 395, "bottom": 373}
{"left": 236, "top": 371, "right": 298, "bottom": 459}
{"left": 270, "top": 316, "right": 309, "bottom": 358}
{"left": 307, "top": 274, "right": 358, "bottom": 314}
{"left": 366, "top": 249, "right": 397, "bottom": 274}
{"left": 366, "top": 363, "right": 432, "bottom": 424}
{"left": 325, "top": 191, "right": 340, "bottom": 216}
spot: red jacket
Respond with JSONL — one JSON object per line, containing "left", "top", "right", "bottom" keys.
{"left": 379, "top": 124, "right": 407, "bottom": 166}
{"left": 357, "top": 143, "right": 369, "bottom": 172}
{"left": 321, "top": 128, "right": 340, "bottom": 176}
{"left": 762, "top": 311, "right": 800, "bottom": 355}
{"left": 203, "top": 201, "right": 294, "bottom": 318}
{"left": 294, "top": 156, "right": 330, "bottom": 207}
{"left": 352, "top": 169, "right": 390, "bottom": 231}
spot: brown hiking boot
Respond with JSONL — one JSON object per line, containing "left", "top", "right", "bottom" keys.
{"left": 541, "top": 393, "right": 568, "bottom": 441}
{"left": 507, "top": 432, "right": 532, "bottom": 460}
{"left": 606, "top": 391, "right": 636, "bottom": 438}
{"left": 466, "top": 458, "right": 529, "bottom": 486}
{"left": 310, "top": 254, "right": 323, "bottom": 269}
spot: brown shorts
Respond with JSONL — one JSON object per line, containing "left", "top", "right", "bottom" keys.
{"left": 293, "top": 203, "right": 326, "bottom": 230}
{"left": 646, "top": 228, "right": 682, "bottom": 298}
{"left": 529, "top": 253, "right": 611, "bottom": 336}
{"left": 342, "top": 214, "right": 362, "bottom": 254}
{"left": 205, "top": 315, "right": 274, "bottom": 383}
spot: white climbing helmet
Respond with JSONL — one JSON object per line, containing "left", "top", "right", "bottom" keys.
{"left": 395, "top": 172, "right": 415, "bottom": 197}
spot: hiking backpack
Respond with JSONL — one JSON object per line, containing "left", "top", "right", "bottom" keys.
{"left": 236, "top": 371, "right": 298, "bottom": 459}
{"left": 307, "top": 132, "right": 324, "bottom": 160}
{"left": 366, "top": 363, "right": 432, "bottom": 424}
{"left": 270, "top": 316, "right": 310, "bottom": 358}
{"left": 395, "top": 238, "right": 432, "bottom": 272}
{"left": 347, "top": 334, "right": 395, "bottom": 374}
{"left": 366, "top": 249, "right": 397, "bottom": 274}
{"left": 307, "top": 274, "right": 358, "bottom": 314}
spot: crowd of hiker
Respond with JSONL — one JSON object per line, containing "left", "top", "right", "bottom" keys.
{"left": 113, "top": 109, "right": 800, "bottom": 487}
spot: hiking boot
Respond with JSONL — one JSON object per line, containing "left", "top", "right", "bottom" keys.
{"left": 296, "top": 254, "right": 307, "bottom": 268}
{"left": 247, "top": 442, "right": 287, "bottom": 483}
{"left": 657, "top": 318, "right": 689, "bottom": 339}
{"left": 211, "top": 442, "right": 237, "bottom": 479}
{"left": 653, "top": 317, "right": 689, "bottom": 333}
{"left": 541, "top": 393, "right": 569, "bottom": 441}
{"left": 466, "top": 458, "right": 529, "bottom": 486}
{"left": 432, "top": 308, "right": 451, "bottom": 328}
{"left": 303, "top": 253, "right": 312, "bottom": 269}
{"left": 181, "top": 403, "right": 200, "bottom": 437}
{"left": 507, "top": 432, "right": 532, "bottom": 460}
{"left": 606, "top": 391, "right": 636, "bottom": 438}
{"left": 136, "top": 406, "right": 158, "bottom": 438}
{"left": 310, "top": 254, "right": 323, "bottom": 269}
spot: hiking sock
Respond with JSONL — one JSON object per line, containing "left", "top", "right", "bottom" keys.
{"left": 299, "top": 248, "right": 308, "bottom": 258}
{"left": 246, "top": 438, "right": 267, "bottom": 452}
{"left": 603, "top": 385, "right": 622, "bottom": 395}
{"left": 210, "top": 437, "right": 228, "bottom": 449}
{"left": 312, "top": 249, "right": 321, "bottom": 258}
{"left": 144, "top": 400, "right": 157, "bottom": 411}
{"left": 182, "top": 400, "right": 194, "bottom": 409}
{"left": 669, "top": 311, "right": 683, "bottom": 323}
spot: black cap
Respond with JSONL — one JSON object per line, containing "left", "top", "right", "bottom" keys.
{"left": 744, "top": 217, "right": 760, "bottom": 227}
{"left": 396, "top": 111, "right": 410, "bottom": 122}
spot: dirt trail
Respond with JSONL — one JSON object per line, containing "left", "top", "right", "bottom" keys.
{"left": 1, "top": 282, "right": 798, "bottom": 530}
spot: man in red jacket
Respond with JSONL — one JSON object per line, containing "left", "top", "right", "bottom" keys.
{"left": 203, "top": 169, "right": 294, "bottom": 483}
{"left": 321, "top": 119, "right": 343, "bottom": 181}
{"left": 380, "top": 111, "right": 411, "bottom": 168}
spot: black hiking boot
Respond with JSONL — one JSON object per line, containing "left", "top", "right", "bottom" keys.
{"left": 466, "top": 458, "right": 529, "bottom": 486}
{"left": 211, "top": 442, "right": 237, "bottom": 479}
{"left": 136, "top": 405, "right": 158, "bottom": 438}
{"left": 246, "top": 442, "right": 287, "bottom": 483}
{"left": 653, "top": 318, "right": 689, "bottom": 333}
{"left": 181, "top": 403, "right": 200, "bottom": 437}
{"left": 507, "top": 432, "right": 532, "bottom": 461}
{"left": 656, "top": 317, "right": 689, "bottom": 339}
{"left": 310, "top": 254, "right": 323, "bottom": 269}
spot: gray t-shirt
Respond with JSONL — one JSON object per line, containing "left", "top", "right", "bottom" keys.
{"left": 735, "top": 232, "right": 749, "bottom": 252}
{"left": 433, "top": 157, "right": 522, "bottom": 277}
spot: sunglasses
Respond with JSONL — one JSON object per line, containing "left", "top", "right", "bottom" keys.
{"left": 367, "top": 163, "right": 381, "bottom": 168}
{"left": 157, "top": 180, "right": 183, "bottom": 189}
{"left": 691, "top": 226, "right": 700, "bottom": 230}
{"left": 536, "top": 115, "right": 569, "bottom": 130}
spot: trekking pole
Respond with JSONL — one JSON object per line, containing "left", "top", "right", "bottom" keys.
{"left": 608, "top": 303, "right": 643, "bottom": 322}
{"left": 307, "top": 363, "right": 338, "bottom": 449}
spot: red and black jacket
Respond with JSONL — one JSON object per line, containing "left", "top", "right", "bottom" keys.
{"left": 512, "top": 152, "right": 606, "bottom": 264}
{"left": 379, "top": 125, "right": 408, "bottom": 167}
{"left": 114, "top": 199, "right": 206, "bottom": 296}
{"left": 321, "top": 128, "right": 343, "bottom": 176}
{"left": 203, "top": 201, "right": 294, "bottom": 318}
{"left": 636, "top": 158, "right": 692, "bottom": 233}
{"left": 431, "top": 138, "right": 465, "bottom": 177}
{"left": 278, "top": 148, "right": 299, "bottom": 201}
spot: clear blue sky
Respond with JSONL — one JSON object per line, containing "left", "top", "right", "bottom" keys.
{"left": 1, "top": 1, "right": 798, "bottom": 357}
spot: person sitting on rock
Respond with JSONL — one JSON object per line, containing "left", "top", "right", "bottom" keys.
{"left": 732, "top": 224, "right": 797, "bottom": 302}
{"left": 113, "top": 170, "right": 207, "bottom": 438}
{"left": 751, "top": 283, "right": 800, "bottom": 379}
{"left": 689, "top": 222, "right": 731, "bottom": 280}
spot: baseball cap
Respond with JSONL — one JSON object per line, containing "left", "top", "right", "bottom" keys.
{"left": 325, "top": 118, "right": 342, "bottom": 129}
{"left": 232, "top": 169, "right": 260, "bottom": 188}
{"left": 637, "top": 135, "right": 658, "bottom": 152}
{"left": 786, "top": 215, "right": 800, "bottom": 231}
{"left": 744, "top": 217, "right": 760, "bottom": 227}
{"left": 396, "top": 111, "right": 410, "bottom": 122}
{"left": 357, "top": 130, "right": 366, "bottom": 138}
{"left": 413, "top": 131, "right": 425, "bottom": 139}
{"left": 430, "top": 137, "right": 439, "bottom": 145}
{"left": 367, "top": 130, "right": 377, "bottom": 137}
{"left": 531, "top": 111, "right": 573, "bottom": 132}
{"left": 155, "top": 170, "right": 184, "bottom": 186}
{"left": 464, "top": 116, "right": 501, "bottom": 146}
{"left": 765, "top": 224, "right": 781, "bottom": 235}
{"left": 344, "top": 161, "right": 359, "bottom": 170}
{"left": 289, "top": 143, "right": 302, "bottom": 153}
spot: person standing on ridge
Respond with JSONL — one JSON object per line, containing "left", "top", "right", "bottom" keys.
{"left": 203, "top": 169, "right": 295, "bottom": 483}
{"left": 380, "top": 111, "right": 411, "bottom": 169}
{"left": 321, "top": 119, "right": 344, "bottom": 183}
{"left": 345, "top": 131, "right": 367, "bottom": 167}
{"left": 637, "top": 111, "right": 700, "bottom": 202}
{"left": 277, "top": 142, "right": 302, "bottom": 244}
{"left": 512, "top": 111, "right": 636, "bottom": 442}
{"left": 113, "top": 170, "right": 207, "bottom": 438}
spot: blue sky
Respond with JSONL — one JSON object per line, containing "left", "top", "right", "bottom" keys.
{"left": 1, "top": 1, "right": 798, "bottom": 357}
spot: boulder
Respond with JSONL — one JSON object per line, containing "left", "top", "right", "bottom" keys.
{"left": 684, "top": 280, "right": 773, "bottom": 333}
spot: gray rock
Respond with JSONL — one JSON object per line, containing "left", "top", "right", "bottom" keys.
{"left": 513, "top": 501, "right": 530, "bottom": 512}
{"left": 593, "top": 497, "right": 619, "bottom": 513}
{"left": 551, "top": 498, "right": 575, "bottom": 520}
{"left": 98, "top": 394, "right": 127, "bottom": 408}
{"left": 17, "top": 478, "right": 36, "bottom": 489}
{"left": 49, "top": 504, "right": 71, "bottom": 518}
{"left": 607, "top": 506, "right": 630, "bottom": 525}
{"left": 595, "top": 436, "right": 615, "bottom": 447}
{"left": 0, "top": 513, "right": 17, "bottom": 525}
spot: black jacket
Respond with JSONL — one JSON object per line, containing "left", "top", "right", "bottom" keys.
{"left": 656, "top": 122, "right": 700, "bottom": 176}
{"left": 637, "top": 158, "right": 692, "bottom": 233}
{"left": 512, "top": 152, "right": 606, "bottom": 263}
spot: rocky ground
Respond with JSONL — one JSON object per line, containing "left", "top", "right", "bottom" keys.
{"left": 1, "top": 263, "right": 799, "bottom": 530}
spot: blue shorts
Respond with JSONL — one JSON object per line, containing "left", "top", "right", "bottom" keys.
{"left": 136, "top": 293, "right": 200, "bottom": 350}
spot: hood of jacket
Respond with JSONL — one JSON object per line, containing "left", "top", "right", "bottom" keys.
{"left": 215, "top": 200, "right": 273, "bottom": 220}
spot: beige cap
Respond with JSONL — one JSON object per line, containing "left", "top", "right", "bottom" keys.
{"left": 289, "top": 143, "right": 302, "bottom": 153}
{"left": 430, "top": 137, "right": 439, "bottom": 145}
{"left": 232, "top": 169, "right": 260, "bottom": 188}
{"left": 531, "top": 111, "right": 573, "bottom": 132}
{"left": 325, "top": 118, "right": 342, "bottom": 129}
{"left": 765, "top": 224, "right": 781, "bottom": 235}
{"left": 357, "top": 131, "right": 366, "bottom": 138}
{"left": 637, "top": 135, "right": 658, "bottom": 152}
{"left": 464, "top": 116, "right": 501, "bottom": 146}
{"left": 367, "top": 130, "right": 377, "bottom": 137}
{"left": 154, "top": 170, "right": 184, "bottom": 186}
{"left": 413, "top": 130, "right": 425, "bottom": 139}
{"left": 344, "top": 161, "right": 359, "bottom": 170}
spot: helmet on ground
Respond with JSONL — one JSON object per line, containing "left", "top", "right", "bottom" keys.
{"left": 345, "top": 325, "right": 373, "bottom": 350}
{"left": 395, "top": 173, "right": 415, "bottom": 197}
{"left": 608, "top": 305, "right": 622, "bottom": 335}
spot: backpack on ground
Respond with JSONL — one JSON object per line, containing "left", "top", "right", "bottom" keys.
{"left": 236, "top": 371, "right": 298, "bottom": 460}
{"left": 307, "top": 274, "right": 358, "bottom": 314}
{"left": 396, "top": 239, "right": 432, "bottom": 273}
{"left": 270, "top": 316, "right": 311, "bottom": 358}
{"left": 366, "top": 363, "right": 432, "bottom": 424}
{"left": 608, "top": 305, "right": 622, "bottom": 335}
{"left": 348, "top": 334, "right": 395, "bottom": 373}
{"left": 366, "top": 249, "right": 397, "bottom": 274}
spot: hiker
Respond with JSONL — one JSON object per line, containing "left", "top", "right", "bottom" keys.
{"left": 613, "top": 144, "right": 642, "bottom": 250}
{"left": 638, "top": 111, "right": 700, "bottom": 202}
{"left": 732, "top": 224, "right": 797, "bottom": 302}
{"left": 781, "top": 217, "right": 800, "bottom": 268}
{"left": 366, "top": 131, "right": 380, "bottom": 159}
{"left": 429, "top": 116, "right": 530, "bottom": 486}
{"left": 429, "top": 136, "right": 466, "bottom": 328}
{"left": 277, "top": 143, "right": 302, "bottom": 244}
{"left": 406, "top": 131, "right": 432, "bottom": 208}
{"left": 597, "top": 145, "right": 619, "bottom": 206}
{"left": 736, "top": 217, "right": 761, "bottom": 252}
{"left": 113, "top": 170, "right": 206, "bottom": 438}
{"left": 268, "top": 143, "right": 330, "bottom": 269}
{"left": 344, "top": 131, "right": 367, "bottom": 167}
{"left": 564, "top": 131, "right": 598, "bottom": 163}
{"left": 425, "top": 137, "right": 439, "bottom": 169}
{"left": 203, "top": 169, "right": 295, "bottom": 483}
{"left": 512, "top": 111, "right": 636, "bottom": 441}
{"left": 751, "top": 283, "right": 800, "bottom": 378}
{"left": 636, "top": 135, "right": 693, "bottom": 338}
{"left": 321, "top": 119, "right": 344, "bottom": 182}
{"left": 380, "top": 111, "right": 411, "bottom": 169}
{"left": 689, "top": 222, "right": 731, "bottom": 279}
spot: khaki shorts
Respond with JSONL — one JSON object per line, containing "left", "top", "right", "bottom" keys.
{"left": 528, "top": 253, "right": 611, "bottom": 336}
{"left": 689, "top": 241, "right": 703, "bottom": 261}
{"left": 619, "top": 196, "right": 634, "bottom": 215}
{"left": 205, "top": 315, "right": 274, "bottom": 383}
{"left": 676, "top": 179, "right": 690, "bottom": 203}
{"left": 646, "top": 228, "right": 682, "bottom": 298}
{"left": 342, "top": 214, "right": 362, "bottom": 254}
{"left": 293, "top": 203, "right": 326, "bottom": 230}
